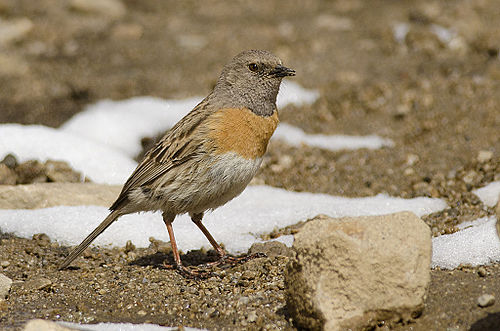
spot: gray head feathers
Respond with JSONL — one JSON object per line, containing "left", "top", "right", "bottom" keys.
{"left": 213, "top": 50, "right": 295, "bottom": 116}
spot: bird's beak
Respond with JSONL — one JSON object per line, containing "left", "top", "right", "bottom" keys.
{"left": 269, "top": 65, "right": 296, "bottom": 78}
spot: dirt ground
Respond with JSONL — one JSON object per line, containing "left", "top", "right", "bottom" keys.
{"left": 1, "top": 0, "right": 499, "bottom": 330}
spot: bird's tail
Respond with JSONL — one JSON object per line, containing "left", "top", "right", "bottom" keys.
{"left": 59, "top": 210, "right": 121, "bottom": 270}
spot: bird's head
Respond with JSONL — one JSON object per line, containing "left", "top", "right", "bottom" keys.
{"left": 215, "top": 50, "right": 295, "bottom": 115}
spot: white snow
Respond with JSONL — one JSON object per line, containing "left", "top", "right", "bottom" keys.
{"left": 276, "top": 80, "right": 320, "bottom": 108}
{"left": 61, "top": 96, "right": 201, "bottom": 157}
{"left": 473, "top": 181, "right": 500, "bottom": 207}
{"left": 274, "top": 123, "right": 394, "bottom": 151}
{"left": 0, "top": 124, "right": 136, "bottom": 184}
{"left": 0, "top": 186, "right": 447, "bottom": 254}
{"left": 431, "top": 181, "right": 500, "bottom": 269}
{"left": 432, "top": 216, "right": 500, "bottom": 269}
{"left": 59, "top": 322, "right": 203, "bottom": 331}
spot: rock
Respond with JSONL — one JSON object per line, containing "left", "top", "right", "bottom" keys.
{"left": 249, "top": 241, "right": 293, "bottom": 258}
{"left": 0, "top": 17, "right": 33, "bottom": 46}
{"left": 0, "top": 273, "right": 12, "bottom": 298}
{"left": 0, "top": 183, "right": 121, "bottom": 209}
{"left": 270, "top": 155, "right": 293, "bottom": 173}
{"left": 247, "top": 310, "right": 258, "bottom": 323}
{"left": 148, "top": 237, "right": 172, "bottom": 254}
{"left": 22, "top": 277, "right": 52, "bottom": 292}
{"left": 124, "top": 240, "right": 136, "bottom": 253}
{"left": 404, "top": 167, "right": 416, "bottom": 176}
{"left": 286, "top": 212, "right": 431, "bottom": 331}
{"left": 15, "top": 160, "right": 47, "bottom": 184}
{"left": 477, "top": 294, "right": 495, "bottom": 308}
{"left": 477, "top": 150, "right": 493, "bottom": 163}
{"left": 23, "top": 319, "right": 78, "bottom": 331}
{"left": 33, "top": 233, "right": 52, "bottom": 247}
{"left": 1, "top": 154, "right": 17, "bottom": 168}
{"left": 0, "top": 164, "right": 16, "bottom": 185}
{"left": 462, "top": 170, "right": 479, "bottom": 185}
{"left": 111, "top": 23, "right": 144, "bottom": 40}
{"left": 69, "top": 0, "right": 126, "bottom": 19}
{"left": 0, "top": 299, "right": 7, "bottom": 311}
{"left": 406, "top": 154, "right": 420, "bottom": 166}
{"left": 44, "top": 160, "right": 83, "bottom": 182}
{"left": 8, "top": 159, "right": 85, "bottom": 184}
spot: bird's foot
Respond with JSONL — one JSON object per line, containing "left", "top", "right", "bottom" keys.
{"left": 163, "top": 252, "right": 266, "bottom": 279}
{"left": 163, "top": 261, "right": 215, "bottom": 279}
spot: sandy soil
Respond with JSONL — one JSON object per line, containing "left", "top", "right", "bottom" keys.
{"left": 0, "top": 0, "right": 499, "bottom": 329}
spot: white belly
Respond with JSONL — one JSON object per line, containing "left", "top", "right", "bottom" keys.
{"left": 129, "top": 151, "right": 263, "bottom": 215}
{"left": 193, "top": 152, "right": 263, "bottom": 213}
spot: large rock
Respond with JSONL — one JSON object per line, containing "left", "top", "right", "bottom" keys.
{"left": 0, "top": 273, "right": 12, "bottom": 298}
{"left": 286, "top": 212, "right": 431, "bottom": 330}
{"left": 0, "top": 183, "right": 121, "bottom": 209}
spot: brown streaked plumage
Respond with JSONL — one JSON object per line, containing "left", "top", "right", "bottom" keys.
{"left": 59, "top": 50, "right": 295, "bottom": 277}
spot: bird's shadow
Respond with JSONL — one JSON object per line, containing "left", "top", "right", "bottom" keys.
{"left": 470, "top": 312, "right": 500, "bottom": 331}
{"left": 129, "top": 249, "right": 221, "bottom": 269}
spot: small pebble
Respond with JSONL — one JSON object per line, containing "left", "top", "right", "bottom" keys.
{"left": 0, "top": 261, "right": 10, "bottom": 268}
{"left": 126, "top": 251, "right": 137, "bottom": 261}
{"left": 477, "top": 294, "right": 495, "bottom": 308}
{"left": 404, "top": 168, "right": 415, "bottom": 176}
{"left": 23, "top": 277, "right": 52, "bottom": 291}
{"left": 477, "top": 150, "right": 493, "bottom": 163}
{"left": 238, "top": 296, "right": 250, "bottom": 306}
{"left": 124, "top": 240, "right": 136, "bottom": 253}
{"left": 137, "top": 310, "right": 147, "bottom": 316}
{"left": 0, "top": 299, "right": 7, "bottom": 311}
{"left": 477, "top": 267, "right": 487, "bottom": 277}
{"left": 0, "top": 273, "right": 13, "bottom": 298}
{"left": 247, "top": 310, "right": 258, "bottom": 323}
{"left": 1, "top": 154, "right": 18, "bottom": 168}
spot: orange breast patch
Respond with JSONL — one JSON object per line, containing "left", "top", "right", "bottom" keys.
{"left": 207, "top": 108, "right": 279, "bottom": 159}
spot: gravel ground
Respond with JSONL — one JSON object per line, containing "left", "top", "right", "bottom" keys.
{"left": 0, "top": 0, "right": 499, "bottom": 329}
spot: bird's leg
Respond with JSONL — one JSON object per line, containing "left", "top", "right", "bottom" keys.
{"left": 162, "top": 212, "right": 182, "bottom": 267}
{"left": 162, "top": 212, "right": 212, "bottom": 279}
{"left": 191, "top": 213, "right": 266, "bottom": 268}
{"left": 191, "top": 212, "right": 226, "bottom": 258}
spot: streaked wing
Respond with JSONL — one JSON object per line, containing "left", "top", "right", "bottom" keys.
{"left": 110, "top": 96, "right": 214, "bottom": 210}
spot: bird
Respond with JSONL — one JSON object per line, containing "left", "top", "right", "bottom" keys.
{"left": 59, "top": 49, "right": 295, "bottom": 277}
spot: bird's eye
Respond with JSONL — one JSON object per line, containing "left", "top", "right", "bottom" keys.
{"left": 248, "top": 63, "right": 259, "bottom": 72}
